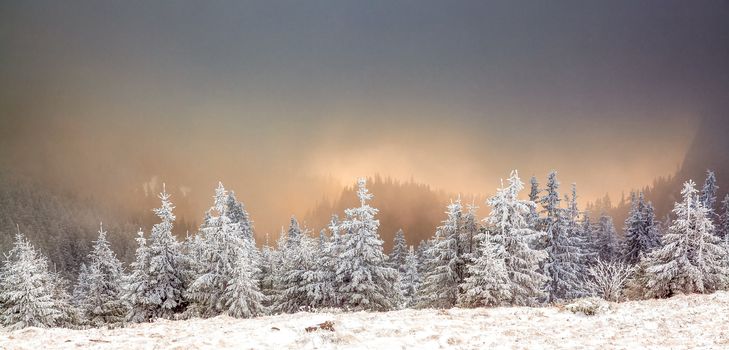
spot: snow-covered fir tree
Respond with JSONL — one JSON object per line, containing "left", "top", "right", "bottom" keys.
{"left": 400, "top": 246, "right": 420, "bottom": 308}
{"left": 258, "top": 234, "right": 276, "bottom": 306}
{"left": 78, "top": 223, "right": 128, "bottom": 327}
{"left": 186, "top": 182, "right": 263, "bottom": 318}
{"left": 528, "top": 176, "right": 541, "bottom": 228}
{"left": 622, "top": 192, "right": 661, "bottom": 264}
{"left": 700, "top": 170, "right": 719, "bottom": 212}
{"left": 145, "top": 185, "right": 186, "bottom": 319}
{"left": 541, "top": 172, "right": 583, "bottom": 302}
{"left": 0, "top": 233, "right": 70, "bottom": 329}
{"left": 335, "top": 178, "right": 399, "bottom": 311}
{"left": 390, "top": 229, "right": 408, "bottom": 271}
{"left": 458, "top": 234, "right": 511, "bottom": 307}
{"left": 224, "top": 249, "right": 266, "bottom": 318}
{"left": 72, "top": 263, "right": 91, "bottom": 309}
{"left": 719, "top": 194, "right": 729, "bottom": 240}
{"left": 302, "top": 229, "right": 337, "bottom": 309}
{"left": 460, "top": 204, "right": 480, "bottom": 266}
{"left": 123, "top": 229, "right": 151, "bottom": 323}
{"left": 487, "top": 170, "right": 548, "bottom": 306}
{"left": 645, "top": 180, "right": 728, "bottom": 297}
{"left": 274, "top": 217, "right": 316, "bottom": 313}
{"left": 420, "top": 199, "right": 465, "bottom": 308}
{"left": 595, "top": 213, "right": 620, "bottom": 262}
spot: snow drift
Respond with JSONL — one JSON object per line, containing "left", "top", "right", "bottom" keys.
{"left": 2, "top": 291, "right": 728, "bottom": 349}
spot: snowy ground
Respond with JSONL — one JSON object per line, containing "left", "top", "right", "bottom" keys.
{"left": 2, "top": 292, "right": 728, "bottom": 350}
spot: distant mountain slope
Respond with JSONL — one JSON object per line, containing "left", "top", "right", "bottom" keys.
{"left": 608, "top": 106, "right": 729, "bottom": 231}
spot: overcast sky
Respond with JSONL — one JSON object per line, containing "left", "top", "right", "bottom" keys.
{"left": 1, "top": 1, "right": 728, "bottom": 234}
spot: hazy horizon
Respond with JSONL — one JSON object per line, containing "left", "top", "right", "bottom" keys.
{"left": 2, "top": 1, "right": 728, "bottom": 235}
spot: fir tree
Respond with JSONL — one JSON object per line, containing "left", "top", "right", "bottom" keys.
{"left": 700, "top": 170, "right": 719, "bottom": 212}
{"left": 401, "top": 246, "right": 420, "bottom": 308}
{"left": 336, "top": 178, "right": 399, "bottom": 311}
{"left": 719, "top": 194, "right": 729, "bottom": 240}
{"left": 79, "top": 223, "right": 128, "bottom": 327}
{"left": 390, "top": 229, "right": 408, "bottom": 272}
{"left": 595, "top": 213, "right": 620, "bottom": 262}
{"left": 146, "top": 185, "right": 186, "bottom": 318}
{"left": 645, "top": 180, "right": 728, "bottom": 297}
{"left": 622, "top": 192, "right": 661, "bottom": 264}
{"left": 487, "top": 170, "right": 548, "bottom": 306}
{"left": 458, "top": 234, "right": 511, "bottom": 307}
{"left": 225, "top": 251, "right": 266, "bottom": 318}
{"left": 186, "top": 182, "right": 264, "bottom": 318}
{"left": 124, "top": 230, "right": 152, "bottom": 323}
{"left": 0, "top": 233, "right": 67, "bottom": 329}
{"left": 541, "top": 173, "right": 583, "bottom": 302}
{"left": 420, "top": 199, "right": 465, "bottom": 308}
{"left": 274, "top": 217, "right": 315, "bottom": 313}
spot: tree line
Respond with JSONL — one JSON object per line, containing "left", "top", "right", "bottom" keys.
{"left": 1, "top": 171, "right": 728, "bottom": 330}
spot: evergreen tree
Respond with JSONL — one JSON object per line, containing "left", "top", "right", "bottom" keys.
{"left": 458, "top": 234, "right": 511, "bottom": 307}
{"left": 390, "top": 229, "right": 408, "bottom": 271}
{"left": 595, "top": 213, "right": 620, "bottom": 262}
{"left": 145, "top": 185, "right": 186, "bottom": 318}
{"left": 336, "top": 178, "right": 399, "bottom": 311}
{"left": 700, "top": 170, "right": 719, "bottom": 212}
{"left": 622, "top": 192, "right": 661, "bottom": 264}
{"left": 460, "top": 204, "right": 480, "bottom": 266}
{"left": 528, "top": 176, "right": 541, "bottom": 229}
{"left": 274, "top": 217, "right": 315, "bottom": 313}
{"left": 487, "top": 170, "right": 548, "bottom": 306}
{"left": 401, "top": 246, "right": 420, "bottom": 308}
{"left": 186, "top": 183, "right": 263, "bottom": 318}
{"left": 541, "top": 173, "right": 583, "bottom": 302}
{"left": 225, "top": 251, "right": 266, "bottom": 318}
{"left": 719, "top": 194, "right": 729, "bottom": 240}
{"left": 0, "top": 233, "right": 68, "bottom": 329}
{"left": 124, "top": 230, "right": 152, "bottom": 323}
{"left": 72, "top": 263, "right": 91, "bottom": 309}
{"left": 79, "top": 223, "right": 128, "bottom": 327}
{"left": 420, "top": 199, "right": 465, "bottom": 308}
{"left": 303, "top": 229, "right": 337, "bottom": 309}
{"left": 645, "top": 180, "right": 727, "bottom": 297}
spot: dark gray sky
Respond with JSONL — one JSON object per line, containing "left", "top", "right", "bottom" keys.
{"left": 1, "top": 1, "right": 728, "bottom": 234}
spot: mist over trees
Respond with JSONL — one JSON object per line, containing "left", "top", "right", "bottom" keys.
{"left": 1, "top": 168, "right": 729, "bottom": 329}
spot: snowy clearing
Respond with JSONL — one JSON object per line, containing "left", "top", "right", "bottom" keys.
{"left": 2, "top": 292, "right": 728, "bottom": 350}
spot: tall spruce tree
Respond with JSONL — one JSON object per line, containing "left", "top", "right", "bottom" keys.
{"left": 186, "top": 183, "right": 263, "bottom": 318}
{"left": 487, "top": 170, "right": 548, "bottom": 306}
{"left": 124, "top": 230, "right": 152, "bottom": 323}
{"left": 335, "top": 178, "right": 399, "bottom": 311}
{"left": 719, "top": 194, "right": 729, "bottom": 240}
{"left": 390, "top": 229, "right": 408, "bottom": 271}
{"left": 401, "top": 246, "right": 421, "bottom": 308}
{"left": 595, "top": 213, "right": 620, "bottom": 261}
{"left": 145, "top": 185, "right": 186, "bottom": 318}
{"left": 420, "top": 199, "right": 465, "bottom": 308}
{"left": 541, "top": 172, "right": 583, "bottom": 302}
{"left": 458, "top": 234, "right": 511, "bottom": 307}
{"left": 80, "top": 223, "right": 128, "bottom": 327}
{"left": 700, "top": 170, "right": 719, "bottom": 212}
{"left": 622, "top": 192, "right": 661, "bottom": 264}
{"left": 0, "top": 233, "right": 70, "bottom": 329}
{"left": 645, "top": 180, "right": 728, "bottom": 297}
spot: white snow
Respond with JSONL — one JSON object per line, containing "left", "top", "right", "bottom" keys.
{"left": 2, "top": 291, "right": 728, "bottom": 349}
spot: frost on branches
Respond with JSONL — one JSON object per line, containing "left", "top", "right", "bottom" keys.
{"left": 78, "top": 224, "right": 128, "bottom": 327}
{"left": 458, "top": 234, "right": 511, "bottom": 307}
{"left": 185, "top": 182, "right": 264, "bottom": 318}
{"left": 335, "top": 178, "right": 399, "bottom": 311}
{"left": 644, "top": 180, "right": 728, "bottom": 298}
{"left": 420, "top": 199, "right": 465, "bottom": 308}
{"left": 0, "top": 232, "right": 74, "bottom": 330}
{"left": 487, "top": 170, "right": 548, "bottom": 306}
